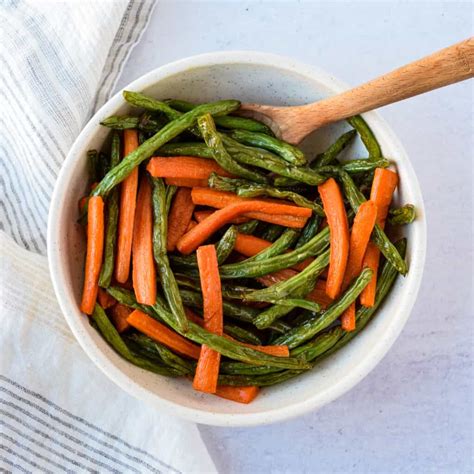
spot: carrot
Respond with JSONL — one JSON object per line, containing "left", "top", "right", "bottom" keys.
{"left": 147, "top": 156, "right": 233, "bottom": 180}
{"left": 234, "top": 234, "right": 272, "bottom": 256}
{"left": 166, "top": 188, "right": 195, "bottom": 252}
{"left": 215, "top": 385, "right": 260, "bottom": 404}
{"left": 361, "top": 168, "right": 399, "bottom": 307}
{"left": 165, "top": 177, "right": 209, "bottom": 188}
{"left": 177, "top": 200, "right": 310, "bottom": 255}
{"left": 127, "top": 309, "right": 201, "bottom": 359}
{"left": 318, "top": 178, "right": 350, "bottom": 299}
{"left": 194, "top": 210, "right": 250, "bottom": 225}
{"left": 193, "top": 245, "right": 223, "bottom": 393}
{"left": 224, "top": 335, "right": 289, "bottom": 357}
{"left": 109, "top": 303, "right": 132, "bottom": 333}
{"left": 97, "top": 288, "right": 116, "bottom": 309}
{"left": 191, "top": 188, "right": 309, "bottom": 228}
{"left": 186, "top": 219, "right": 198, "bottom": 232}
{"left": 80, "top": 196, "right": 105, "bottom": 315}
{"left": 132, "top": 177, "right": 156, "bottom": 305}
{"left": 115, "top": 129, "right": 139, "bottom": 283}
{"left": 340, "top": 200, "right": 378, "bottom": 330}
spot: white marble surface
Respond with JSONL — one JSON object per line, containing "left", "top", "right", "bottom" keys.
{"left": 117, "top": 1, "right": 473, "bottom": 472}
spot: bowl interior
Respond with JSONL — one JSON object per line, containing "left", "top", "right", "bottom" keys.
{"left": 49, "top": 54, "right": 425, "bottom": 426}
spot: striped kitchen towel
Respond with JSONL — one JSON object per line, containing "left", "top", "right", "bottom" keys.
{"left": 0, "top": 0, "right": 154, "bottom": 255}
{"left": 0, "top": 231, "right": 217, "bottom": 473}
{"left": 0, "top": 1, "right": 216, "bottom": 472}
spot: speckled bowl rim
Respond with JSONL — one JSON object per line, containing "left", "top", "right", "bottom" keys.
{"left": 48, "top": 51, "right": 426, "bottom": 427}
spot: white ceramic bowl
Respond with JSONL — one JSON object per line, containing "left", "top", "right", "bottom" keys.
{"left": 48, "top": 51, "right": 426, "bottom": 427}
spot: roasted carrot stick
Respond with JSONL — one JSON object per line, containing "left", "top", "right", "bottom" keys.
{"left": 194, "top": 210, "right": 250, "bottom": 225}
{"left": 165, "top": 177, "right": 209, "bottom": 188}
{"left": 115, "top": 129, "right": 139, "bottom": 283}
{"left": 215, "top": 385, "right": 260, "bottom": 404}
{"left": 193, "top": 245, "right": 223, "bottom": 393}
{"left": 132, "top": 177, "right": 156, "bottom": 305}
{"left": 97, "top": 288, "right": 116, "bottom": 309}
{"left": 191, "top": 188, "right": 311, "bottom": 227}
{"left": 318, "top": 178, "right": 350, "bottom": 299}
{"left": 340, "top": 200, "right": 377, "bottom": 330}
{"left": 176, "top": 200, "right": 309, "bottom": 255}
{"left": 223, "top": 335, "right": 289, "bottom": 357}
{"left": 361, "top": 168, "right": 399, "bottom": 307}
{"left": 167, "top": 188, "right": 195, "bottom": 252}
{"left": 147, "top": 156, "right": 234, "bottom": 180}
{"left": 80, "top": 196, "right": 105, "bottom": 315}
{"left": 127, "top": 310, "right": 201, "bottom": 359}
{"left": 234, "top": 234, "right": 272, "bottom": 256}
{"left": 109, "top": 303, "right": 132, "bottom": 333}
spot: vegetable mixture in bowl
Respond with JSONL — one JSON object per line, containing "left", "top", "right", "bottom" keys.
{"left": 79, "top": 91, "right": 415, "bottom": 405}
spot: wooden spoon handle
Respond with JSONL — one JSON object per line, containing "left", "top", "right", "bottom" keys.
{"left": 304, "top": 37, "right": 474, "bottom": 128}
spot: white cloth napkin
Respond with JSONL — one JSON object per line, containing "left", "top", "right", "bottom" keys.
{"left": 0, "top": 232, "right": 216, "bottom": 473}
{"left": 0, "top": 1, "right": 216, "bottom": 472}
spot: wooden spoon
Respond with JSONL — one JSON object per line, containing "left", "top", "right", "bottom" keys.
{"left": 240, "top": 38, "right": 474, "bottom": 144}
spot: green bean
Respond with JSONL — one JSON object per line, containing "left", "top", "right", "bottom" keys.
{"left": 208, "top": 173, "right": 324, "bottom": 215}
{"left": 253, "top": 268, "right": 321, "bottom": 330}
{"left": 237, "top": 219, "right": 259, "bottom": 235}
{"left": 311, "top": 239, "right": 407, "bottom": 365}
{"left": 159, "top": 142, "right": 214, "bottom": 158}
{"left": 245, "top": 249, "right": 329, "bottom": 302}
{"left": 179, "top": 288, "right": 291, "bottom": 334}
{"left": 221, "top": 135, "right": 327, "bottom": 186}
{"left": 152, "top": 178, "right": 189, "bottom": 333}
{"left": 165, "top": 99, "right": 273, "bottom": 134}
{"left": 87, "top": 149, "right": 99, "bottom": 184}
{"left": 98, "top": 132, "right": 120, "bottom": 287}
{"left": 347, "top": 115, "right": 382, "bottom": 158}
{"left": 100, "top": 114, "right": 166, "bottom": 132}
{"left": 273, "top": 267, "right": 373, "bottom": 348}
{"left": 260, "top": 224, "right": 285, "bottom": 242}
{"left": 100, "top": 115, "right": 140, "bottom": 130}
{"left": 291, "top": 326, "right": 343, "bottom": 361}
{"left": 317, "top": 157, "right": 389, "bottom": 174}
{"left": 165, "top": 184, "right": 177, "bottom": 214}
{"left": 219, "top": 370, "right": 303, "bottom": 387}
{"left": 274, "top": 130, "right": 357, "bottom": 186}
{"left": 389, "top": 204, "right": 416, "bottom": 225}
{"left": 123, "top": 90, "right": 181, "bottom": 121}
{"left": 314, "top": 129, "right": 357, "bottom": 167}
{"left": 91, "top": 304, "right": 181, "bottom": 376}
{"left": 198, "top": 113, "right": 267, "bottom": 183}
{"left": 170, "top": 225, "right": 238, "bottom": 269}
{"left": 295, "top": 214, "right": 321, "bottom": 248}
{"left": 126, "top": 333, "right": 194, "bottom": 374}
{"left": 219, "top": 226, "right": 330, "bottom": 279}
{"left": 224, "top": 325, "right": 262, "bottom": 345}
{"left": 219, "top": 361, "right": 284, "bottom": 376}
{"left": 92, "top": 99, "right": 240, "bottom": 197}
{"left": 229, "top": 129, "right": 307, "bottom": 165}
{"left": 338, "top": 170, "right": 408, "bottom": 274}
